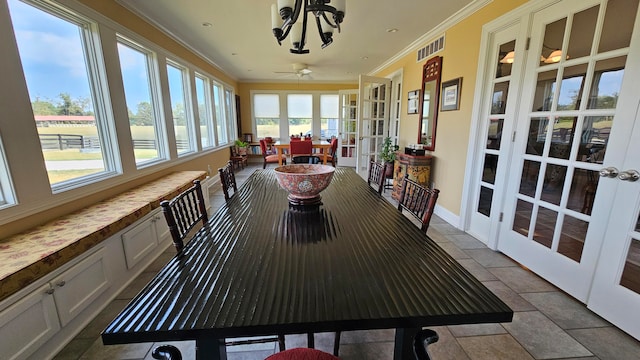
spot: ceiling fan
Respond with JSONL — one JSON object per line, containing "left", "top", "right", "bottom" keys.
{"left": 274, "top": 62, "right": 313, "bottom": 79}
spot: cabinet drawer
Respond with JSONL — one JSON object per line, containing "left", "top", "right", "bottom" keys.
{"left": 51, "top": 248, "right": 110, "bottom": 326}
{"left": 0, "top": 284, "right": 60, "bottom": 360}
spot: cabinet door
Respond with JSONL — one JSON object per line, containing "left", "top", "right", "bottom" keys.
{"left": 0, "top": 284, "right": 60, "bottom": 360}
{"left": 122, "top": 214, "right": 159, "bottom": 269}
{"left": 51, "top": 248, "right": 110, "bottom": 326}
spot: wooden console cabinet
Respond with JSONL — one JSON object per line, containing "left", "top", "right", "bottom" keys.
{"left": 391, "top": 152, "right": 434, "bottom": 201}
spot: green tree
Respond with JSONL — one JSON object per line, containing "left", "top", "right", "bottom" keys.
{"left": 32, "top": 97, "right": 57, "bottom": 115}
{"left": 56, "top": 93, "right": 91, "bottom": 115}
{"left": 134, "top": 102, "right": 154, "bottom": 126}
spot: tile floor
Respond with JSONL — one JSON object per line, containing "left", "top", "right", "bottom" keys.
{"left": 53, "top": 163, "right": 640, "bottom": 360}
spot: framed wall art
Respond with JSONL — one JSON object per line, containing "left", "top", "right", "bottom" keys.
{"left": 407, "top": 90, "right": 419, "bottom": 114}
{"left": 441, "top": 77, "right": 462, "bottom": 111}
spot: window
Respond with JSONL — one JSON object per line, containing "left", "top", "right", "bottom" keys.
{"left": 288, "top": 94, "right": 312, "bottom": 137}
{"left": 224, "top": 88, "right": 235, "bottom": 144}
{"left": 254, "top": 94, "right": 280, "bottom": 139}
{"left": 9, "top": 0, "right": 118, "bottom": 190}
{"left": 213, "top": 83, "right": 228, "bottom": 145}
{"left": 320, "top": 95, "right": 339, "bottom": 140}
{"left": 0, "top": 136, "right": 15, "bottom": 208}
{"left": 117, "top": 37, "right": 166, "bottom": 166}
{"left": 195, "top": 74, "right": 214, "bottom": 149}
{"left": 166, "top": 61, "right": 195, "bottom": 155}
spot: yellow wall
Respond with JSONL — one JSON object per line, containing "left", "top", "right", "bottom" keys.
{"left": 236, "top": 82, "right": 357, "bottom": 137}
{"left": 374, "top": 0, "right": 528, "bottom": 217}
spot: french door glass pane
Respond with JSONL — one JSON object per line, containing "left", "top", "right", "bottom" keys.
{"left": 496, "top": 40, "right": 515, "bottom": 78}
{"left": 540, "top": 17, "right": 566, "bottom": 66}
{"left": 558, "top": 64, "right": 588, "bottom": 110}
{"left": 567, "top": 5, "right": 599, "bottom": 60}
{"left": 558, "top": 215, "right": 588, "bottom": 263}
{"left": 513, "top": 200, "right": 533, "bottom": 237}
{"left": 532, "top": 70, "right": 557, "bottom": 111}
{"left": 577, "top": 116, "right": 612, "bottom": 163}
{"left": 587, "top": 57, "right": 626, "bottom": 109}
{"left": 526, "top": 117, "right": 548, "bottom": 155}
{"left": 533, "top": 206, "right": 557, "bottom": 248}
{"left": 599, "top": 0, "right": 639, "bottom": 53}
{"left": 486, "top": 118, "right": 504, "bottom": 150}
{"left": 478, "top": 186, "right": 493, "bottom": 217}
{"left": 541, "top": 164, "right": 567, "bottom": 205}
{"left": 620, "top": 239, "right": 640, "bottom": 294}
{"left": 549, "top": 117, "right": 576, "bottom": 160}
{"left": 520, "top": 160, "right": 541, "bottom": 197}
{"left": 482, "top": 154, "right": 498, "bottom": 184}
{"left": 567, "top": 168, "right": 599, "bottom": 215}
{"left": 491, "top": 82, "right": 509, "bottom": 114}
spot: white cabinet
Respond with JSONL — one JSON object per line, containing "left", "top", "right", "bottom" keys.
{"left": 0, "top": 247, "right": 109, "bottom": 360}
{"left": 121, "top": 210, "right": 170, "bottom": 269}
{"left": 0, "top": 284, "right": 60, "bottom": 360}
{"left": 51, "top": 248, "right": 110, "bottom": 326}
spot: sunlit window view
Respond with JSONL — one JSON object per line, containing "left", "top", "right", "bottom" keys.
{"left": 320, "top": 95, "right": 339, "bottom": 140}
{"left": 8, "top": 0, "right": 113, "bottom": 187}
{"left": 213, "top": 84, "right": 228, "bottom": 145}
{"left": 195, "top": 75, "right": 214, "bottom": 149}
{"left": 167, "top": 62, "right": 194, "bottom": 155}
{"left": 117, "top": 38, "right": 165, "bottom": 166}
{"left": 254, "top": 94, "right": 280, "bottom": 139}
{"left": 288, "top": 94, "right": 312, "bottom": 137}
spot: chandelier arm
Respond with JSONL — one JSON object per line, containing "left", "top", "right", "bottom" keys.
{"left": 320, "top": 12, "right": 340, "bottom": 31}
{"left": 316, "top": 16, "right": 332, "bottom": 48}
{"left": 291, "top": 0, "right": 310, "bottom": 54}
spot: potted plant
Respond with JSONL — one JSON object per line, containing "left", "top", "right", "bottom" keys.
{"left": 234, "top": 139, "right": 249, "bottom": 156}
{"left": 379, "top": 137, "right": 398, "bottom": 178}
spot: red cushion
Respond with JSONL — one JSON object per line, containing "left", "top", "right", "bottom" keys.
{"left": 266, "top": 348, "right": 339, "bottom": 360}
{"left": 265, "top": 154, "right": 286, "bottom": 162}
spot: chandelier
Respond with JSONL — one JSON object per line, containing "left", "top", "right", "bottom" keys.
{"left": 271, "top": 0, "right": 346, "bottom": 54}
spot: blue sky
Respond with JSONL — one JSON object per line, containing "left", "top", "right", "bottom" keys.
{"left": 8, "top": 0, "right": 150, "bottom": 112}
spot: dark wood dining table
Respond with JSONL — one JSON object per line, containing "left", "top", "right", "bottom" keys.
{"left": 102, "top": 167, "right": 512, "bottom": 359}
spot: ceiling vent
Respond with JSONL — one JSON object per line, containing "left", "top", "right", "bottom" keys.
{"left": 416, "top": 35, "right": 445, "bottom": 62}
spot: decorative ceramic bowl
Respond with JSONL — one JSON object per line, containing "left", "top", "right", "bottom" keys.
{"left": 274, "top": 164, "right": 335, "bottom": 205}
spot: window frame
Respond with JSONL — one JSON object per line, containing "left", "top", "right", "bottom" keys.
{"left": 166, "top": 59, "right": 196, "bottom": 156}
{"left": 116, "top": 35, "right": 169, "bottom": 168}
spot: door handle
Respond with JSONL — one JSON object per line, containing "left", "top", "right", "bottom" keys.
{"left": 599, "top": 167, "right": 619, "bottom": 178}
{"left": 618, "top": 170, "right": 640, "bottom": 182}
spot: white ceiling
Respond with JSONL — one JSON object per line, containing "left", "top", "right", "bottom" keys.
{"left": 117, "top": 0, "right": 476, "bottom": 83}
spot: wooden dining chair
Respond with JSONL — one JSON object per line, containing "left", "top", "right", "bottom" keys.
{"left": 289, "top": 140, "right": 313, "bottom": 162}
{"left": 325, "top": 137, "right": 338, "bottom": 167}
{"left": 160, "top": 179, "right": 208, "bottom": 253}
{"left": 398, "top": 178, "right": 440, "bottom": 233}
{"left": 367, "top": 160, "right": 388, "bottom": 194}
{"left": 260, "top": 139, "right": 287, "bottom": 169}
{"left": 218, "top": 160, "right": 237, "bottom": 201}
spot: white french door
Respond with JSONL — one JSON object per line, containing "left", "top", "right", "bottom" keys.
{"left": 357, "top": 75, "right": 391, "bottom": 175}
{"left": 497, "top": 0, "right": 640, "bottom": 310}
{"left": 588, "top": 99, "right": 640, "bottom": 340}
{"left": 338, "top": 90, "right": 358, "bottom": 167}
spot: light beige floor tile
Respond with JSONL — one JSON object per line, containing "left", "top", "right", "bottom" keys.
{"left": 428, "top": 326, "right": 471, "bottom": 360}
{"left": 75, "top": 299, "right": 130, "bottom": 339}
{"left": 438, "top": 242, "right": 472, "bottom": 259}
{"left": 520, "top": 292, "right": 609, "bottom": 329}
{"left": 80, "top": 337, "right": 152, "bottom": 360}
{"left": 489, "top": 266, "right": 557, "bottom": 293}
{"left": 465, "top": 248, "right": 518, "bottom": 268}
{"left": 457, "top": 334, "right": 534, "bottom": 360}
{"left": 481, "top": 280, "right": 537, "bottom": 312}
{"left": 448, "top": 323, "right": 507, "bottom": 337}
{"left": 457, "top": 258, "right": 499, "bottom": 281}
{"left": 449, "top": 233, "right": 488, "bottom": 249}
{"left": 567, "top": 326, "right": 640, "bottom": 360}
{"left": 503, "top": 311, "right": 592, "bottom": 359}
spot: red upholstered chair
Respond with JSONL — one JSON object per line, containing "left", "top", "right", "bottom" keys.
{"left": 260, "top": 139, "right": 287, "bottom": 169}
{"left": 265, "top": 348, "right": 339, "bottom": 360}
{"left": 289, "top": 140, "right": 313, "bottom": 162}
{"left": 324, "top": 138, "right": 338, "bottom": 166}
